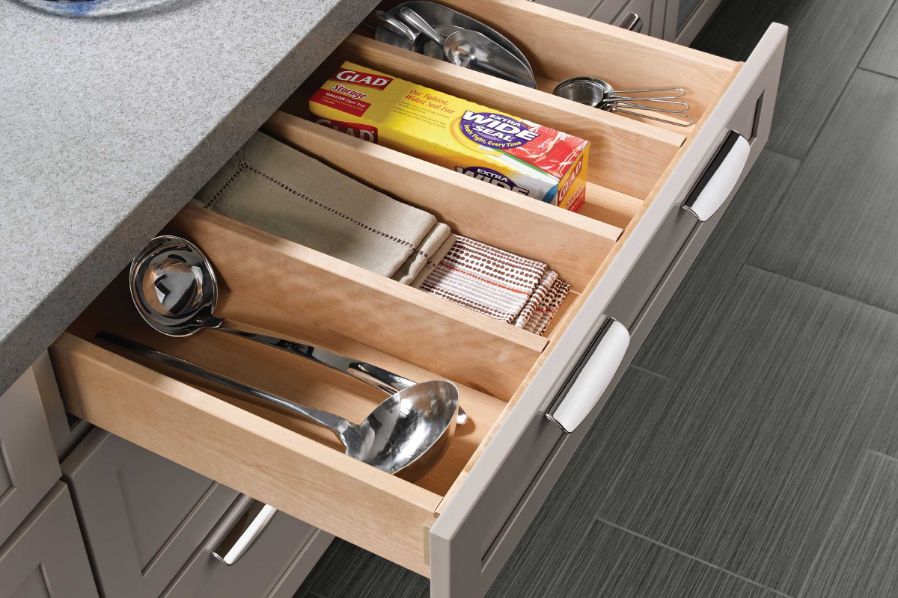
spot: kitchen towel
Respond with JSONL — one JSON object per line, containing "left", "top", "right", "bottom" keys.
{"left": 196, "top": 131, "right": 451, "bottom": 283}
{"left": 417, "top": 235, "right": 571, "bottom": 335}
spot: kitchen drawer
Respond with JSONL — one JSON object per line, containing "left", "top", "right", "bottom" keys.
{"left": 0, "top": 483, "right": 96, "bottom": 598}
{"left": 162, "top": 498, "right": 321, "bottom": 598}
{"left": 62, "top": 429, "right": 238, "bottom": 598}
{"left": 47, "top": 2, "right": 787, "bottom": 597}
{"left": 0, "top": 365, "right": 60, "bottom": 548}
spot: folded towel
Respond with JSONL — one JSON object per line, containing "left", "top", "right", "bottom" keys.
{"left": 197, "top": 132, "right": 451, "bottom": 282}
{"left": 416, "top": 235, "right": 571, "bottom": 334}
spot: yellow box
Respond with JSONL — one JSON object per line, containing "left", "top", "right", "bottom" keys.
{"left": 309, "top": 61, "right": 590, "bottom": 211}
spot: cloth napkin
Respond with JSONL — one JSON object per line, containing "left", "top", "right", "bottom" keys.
{"left": 416, "top": 235, "right": 571, "bottom": 335}
{"left": 196, "top": 132, "right": 451, "bottom": 284}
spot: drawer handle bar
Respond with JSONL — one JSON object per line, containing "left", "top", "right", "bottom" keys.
{"left": 682, "top": 131, "right": 751, "bottom": 222}
{"left": 210, "top": 497, "right": 277, "bottom": 566}
{"left": 620, "top": 12, "right": 643, "bottom": 33}
{"left": 545, "top": 319, "right": 630, "bottom": 433}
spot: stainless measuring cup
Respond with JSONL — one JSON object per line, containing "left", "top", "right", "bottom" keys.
{"left": 553, "top": 76, "right": 694, "bottom": 127}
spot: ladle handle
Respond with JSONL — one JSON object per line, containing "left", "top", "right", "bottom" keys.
{"left": 96, "top": 333, "right": 353, "bottom": 436}
{"left": 399, "top": 7, "right": 443, "bottom": 45}
{"left": 214, "top": 325, "right": 416, "bottom": 395}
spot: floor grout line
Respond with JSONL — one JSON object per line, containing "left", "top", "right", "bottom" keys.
{"left": 629, "top": 364, "right": 674, "bottom": 383}
{"left": 740, "top": 263, "right": 898, "bottom": 322}
{"left": 594, "top": 518, "right": 794, "bottom": 597}
{"left": 857, "top": 65, "right": 898, "bottom": 82}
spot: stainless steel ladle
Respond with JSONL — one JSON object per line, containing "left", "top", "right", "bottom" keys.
{"left": 129, "top": 235, "right": 417, "bottom": 396}
{"left": 98, "top": 333, "right": 459, "bottom": 476}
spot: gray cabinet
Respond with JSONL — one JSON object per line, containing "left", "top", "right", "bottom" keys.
{"left": 0, "top": 367, "right": 61, "bottom": 548}
{"left": 590, "top": 0, "right": 666, "bottom": 37}
{"left": 669, "top": 0, "right": 723, "bottom": 44}
{"left": 0, "top": 483, "right": 96, "bottom": 598}
{"left": 163, "top": 504, "right": 328, "bottom": 598}
{"left": 62, "top": 430, "right": 238, "bottom": 598}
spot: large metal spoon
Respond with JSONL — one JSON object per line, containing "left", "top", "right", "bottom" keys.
{"left": 97, "top": 333, "right": 459, "bottom": 476}
{"left": 443, "top": 29, "right": 537, "bottom": 88}
{"left": 128, "top": 235, "right": 416, "bottom": 396}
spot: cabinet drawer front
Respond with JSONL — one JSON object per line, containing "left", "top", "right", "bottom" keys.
{"left": 591, "top": 0, "right": 664, "bottom": 37}
{"left": 0, "top": 483, "right": 96, "bottom": 598}
{"left": 0, "top": 366, "right": 60, "bottom": 548}
{"left": 429, "top": 24, "right": 786, "bottom": 598}
{"left": 163, "top": 503, "right": 317, "bottom": 598}
{"left": 62, "top": 430, "right": 238, "bottom": 598}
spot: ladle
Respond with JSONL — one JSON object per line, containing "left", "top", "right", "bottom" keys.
{"left": 97, "top": 333, "right": 459, "bottom": 476}
{"left": 128, "top": 235, "right": 416, "bottom": 396}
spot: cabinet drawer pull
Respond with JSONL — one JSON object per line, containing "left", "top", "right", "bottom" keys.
{"left": 210, "top": 498, "right": 277, "bottom": 566}
{"left": 682, "top": 131, "right": 751, "bottom": 222}
{"left": 546, "top": 319, "right": 630, "bottom": 433}
{"left": 620, "top": 12, "right": 643, "bottom": 32}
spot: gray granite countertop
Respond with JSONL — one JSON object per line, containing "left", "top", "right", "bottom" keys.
{"left": 0, "top": 0, "right": 378, "bottom": 393}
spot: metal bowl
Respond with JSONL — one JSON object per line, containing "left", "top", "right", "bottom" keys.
{"left": 375, "top": 0, "right": 534, "bottom": 77}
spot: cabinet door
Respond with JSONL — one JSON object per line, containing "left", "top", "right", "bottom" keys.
{"left": 0, "top": 366, "right": 61, "bottom": 547}
{"left": 591, "top": 0, "right": 666, "bottom": 37}
{"left": 62, "top": 430, "right": 237, "bottom": 598}
{"left": 0, "top": 483, "right": 96, "bottom": 598}
{"left": 163, "top": 500, "right": 325, "bottom": 598}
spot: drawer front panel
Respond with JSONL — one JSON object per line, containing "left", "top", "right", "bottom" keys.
{"left": 0, "top": 483, "right": 97, "bottom": 598}
{"left": 591, "top": 0, "right": 665, "bottom": 37}
{"left": 62, "top": 430, "right": 238, "bottom": 598}
{"left": 163, "top": 505, "right": 316, "bottom": 598}
{"left": 429, "top": 24, "right": 786, "bottom": 598}
{"left": 536, "top": 0, "right": 603, "bottom": 17}
{"left": 0, "top": 367, "right": 61, "bottom": 548}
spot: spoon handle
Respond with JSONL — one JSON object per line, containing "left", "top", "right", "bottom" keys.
{"left": 399, "top": 7, "right": 443, "bottom": 45}
{"left": 214, "top": 325, "right": 417, "bottom": 396}
{"left": 96, "top": 333, "right": 354, "bottom": 438}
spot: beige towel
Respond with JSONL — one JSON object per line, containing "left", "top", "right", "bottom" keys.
{"left": 197, "top": 132, "right": 451, "bottom": 282}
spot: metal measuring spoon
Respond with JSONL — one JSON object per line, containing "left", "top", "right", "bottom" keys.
{"left": 553, "top": 77, "right": 694, "bottom": 127}
{"left": 443, "top": 29, "right": 537, "bottom": 88}
{"left": 97, "top": 333, "right": 459, "bottom": 476}
{"left": 129, "top": 235, "right": 419, "bottom": 395}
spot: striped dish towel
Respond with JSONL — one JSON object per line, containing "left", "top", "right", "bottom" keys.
{"left": 417, "top": 236, "right": 571, "bottom": 335}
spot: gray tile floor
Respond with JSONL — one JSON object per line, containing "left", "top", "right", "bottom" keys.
{"left": 297, "top": 0, "right": 898, "bottom": 595}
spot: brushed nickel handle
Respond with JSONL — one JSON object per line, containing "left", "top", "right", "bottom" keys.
{"left": 682, "top": 131, "right": 751, "bottom": 222}
{"left": 210, "top": 497, "right": 277, "bottom": 566}
{"left": 546, "top": 318, "right": 630, "bottom": 433}
{"left": 620, "top": 12, "right": 643, "bottom": 32}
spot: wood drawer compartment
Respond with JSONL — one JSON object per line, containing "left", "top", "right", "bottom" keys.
{"left": 49, "top": 1, "right": 787, "bottom": 596}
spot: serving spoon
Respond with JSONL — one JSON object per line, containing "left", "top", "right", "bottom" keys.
{"left": 399, "top": 7, "right": 536, "bottom": 87}
{"left": 97, "top": 333, "right": 459, "bottom": 476}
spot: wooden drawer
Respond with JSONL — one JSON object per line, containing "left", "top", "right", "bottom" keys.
{"left": 0, "top": 483, "right": 97, "bottom": 598}
{"left": 47, "top": 2, "right": 787, "bottom": 597}
{"left": 163, "top": 499, "right": 323, "bottom": 598}
{"left": 0, "top": 365, "right": 60, "bottom": 548}
{"left": 62, "top": 430, "right": 238, "bottom": 598}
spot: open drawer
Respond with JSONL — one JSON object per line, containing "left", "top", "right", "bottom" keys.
{"left": 48, "top": 2, "right": 787, "bottom": 597}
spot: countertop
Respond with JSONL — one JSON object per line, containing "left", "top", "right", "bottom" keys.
{"left": 0, "top": 0, "right": 378, "bottom": 393}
